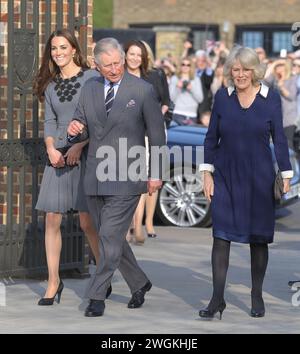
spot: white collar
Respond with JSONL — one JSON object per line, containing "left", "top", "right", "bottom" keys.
{"left": 227, "top": 83, "right": 269, "bottom": 98}
{"left": 227, "top": 86, "right": 235, "bottom": 96}
{"left": 104, "top": 78, "right": 121, "bottom": 87}
{"left": 259, "top": 83, "right": 269, "bottom": 98}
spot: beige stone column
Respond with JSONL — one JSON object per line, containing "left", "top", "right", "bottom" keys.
{"left": 154, "top": 26, "right": 190, "bottom": 60}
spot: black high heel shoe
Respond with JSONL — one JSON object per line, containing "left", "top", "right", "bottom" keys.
{"left": 250, "top": 295, "right": 265, "bottom": 318}
{"left": 199, "top": 301, "right": 226, "bottom": 320}
{"left": 38, "top": 280, "right": 64, "bottom": 306}
{"left": 250, "top": 308, "right": 265, "bottom": 317}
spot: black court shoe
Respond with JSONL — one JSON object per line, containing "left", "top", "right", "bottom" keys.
{"left": 250, "top": 308, "right": 265, "bottom": 317}
{"left": 38, "top": 280, "right": 64, "bottom": 306}
{"left": 250, "top": 295, "right": 265, "bottom": 318}
{"left": 199, "top": 301, "right": 226, "bottom": 320}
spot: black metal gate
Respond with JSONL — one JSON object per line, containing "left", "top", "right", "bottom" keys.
{"left": 0, "top": 0, "right": 89, "bottom": 277}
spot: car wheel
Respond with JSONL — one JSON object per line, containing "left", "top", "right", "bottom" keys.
{"left": 156, "top": 167, "right": 211, "bottom": 227}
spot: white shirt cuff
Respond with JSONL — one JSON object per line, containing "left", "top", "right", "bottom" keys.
{"left": 281, "top": 170, "right": 294, "bottom": 178}
{"left": 199, "top": 165, "right": 293, "bottom": 177}
{"left": 199, "top": 163, "right": 215, "bottom": 173}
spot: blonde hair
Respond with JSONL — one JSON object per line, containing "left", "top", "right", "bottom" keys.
{"left": 141, "top": 41, "right": 155, "bottom": 71}
{"left": 177, "top": 57, "right": 195, "bottom": 80}
{"left": 223, "top": 46, "right": 266, "bottom": 86}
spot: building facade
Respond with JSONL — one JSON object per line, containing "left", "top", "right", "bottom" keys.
{"left": 113, "top": 0, "right": 300, "bottom": 58}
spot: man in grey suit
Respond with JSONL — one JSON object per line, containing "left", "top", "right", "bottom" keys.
{"left": 67, "top": 38, "right": 166, "bottom": 317}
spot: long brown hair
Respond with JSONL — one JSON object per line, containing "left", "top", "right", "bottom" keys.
{"left": 33, "top": 29, "right": 89, "bottom": 102}
{"left": 123, "top": 40, "right": 148, "bottom": 78}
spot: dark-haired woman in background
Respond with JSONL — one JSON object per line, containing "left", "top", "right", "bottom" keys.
{"left": 123, "top": 40, "right": 170, "bottom": 243}
{"left": 34, "top": 29, "right": 100, "bottom": 305}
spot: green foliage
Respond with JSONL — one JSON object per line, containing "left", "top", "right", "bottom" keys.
{"left": 93, "top": 0, "right": 113, "bottom": 28}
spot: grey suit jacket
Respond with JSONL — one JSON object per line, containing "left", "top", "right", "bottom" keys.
{"left": 73, "top": 71, "right": 166, "bottom": 196}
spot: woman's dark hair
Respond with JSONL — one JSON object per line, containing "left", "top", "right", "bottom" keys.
{"left": 123, "top": 40, "right": 149, "bottom": 77}
{"left": 33, "top": 28, "right": 89, "bottom": 102}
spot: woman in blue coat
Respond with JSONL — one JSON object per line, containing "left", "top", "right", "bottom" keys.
{"left": 199, "top": 46, "right": 293, "bottom": 319}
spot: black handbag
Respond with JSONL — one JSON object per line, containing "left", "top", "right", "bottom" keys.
{"left": 274, "top": 170, "right": 284, "bottom": 201}
{"left": 46, "top": 146, "right": 71, "bottom": 167}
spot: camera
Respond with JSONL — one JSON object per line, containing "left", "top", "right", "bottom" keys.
{"left": 182, "top": 80, "right": 190, "bottom": 90}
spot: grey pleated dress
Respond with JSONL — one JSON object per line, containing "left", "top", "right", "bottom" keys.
{"left": 36, "top": 69, "right": 99, "bottom": 213}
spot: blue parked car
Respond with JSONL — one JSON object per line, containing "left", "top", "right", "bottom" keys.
{"left": 156, "top": 123, "right": 300, "bottom": 227}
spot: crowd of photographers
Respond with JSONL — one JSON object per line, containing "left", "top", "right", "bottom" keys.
{"left": 154, "top": 38, "right": 300, "bottom": 152}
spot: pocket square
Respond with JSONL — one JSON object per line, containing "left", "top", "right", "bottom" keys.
{"left": 126, "top": 99, "right": 136, "bottom": 108}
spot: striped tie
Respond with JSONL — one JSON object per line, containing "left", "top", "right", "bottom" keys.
{"left": 105, "top": 82, "right": 115, "bottom": 116}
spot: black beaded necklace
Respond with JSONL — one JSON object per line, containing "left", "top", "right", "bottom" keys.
{"left": 54, "top": 69, "right": 84, "bottom": 102}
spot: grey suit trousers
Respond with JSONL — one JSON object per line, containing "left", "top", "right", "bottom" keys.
{"left": 84, "top": 195, "right": 149, "bottom": 300}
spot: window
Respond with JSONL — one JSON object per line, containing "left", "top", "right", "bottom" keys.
{"left": 193, "top": 30, "right": 216, "bottom": 51}
{"left": 242, "top": 31, "right": 263, "bottom": 48}
{"left": 272, "top": 31, "right": 293, "bottom": 53}
{"left": 235, "top": 24, "right": 297, "bottom": 57}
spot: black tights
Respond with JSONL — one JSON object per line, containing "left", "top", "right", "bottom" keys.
{"left": 208, "top": 237, "right": 268, "bottom": 312}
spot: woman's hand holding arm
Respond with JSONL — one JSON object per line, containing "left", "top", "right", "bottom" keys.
{"left": 45, "top": 137, "right": 65, "bottom": 168}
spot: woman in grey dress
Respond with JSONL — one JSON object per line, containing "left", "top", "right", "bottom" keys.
{"left": 34, "top": 29, "right": 100, "bottom": 305}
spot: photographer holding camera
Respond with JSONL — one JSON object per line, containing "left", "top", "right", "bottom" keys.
{"left": 169, "top": 58, "right": 203, "bottom": 125}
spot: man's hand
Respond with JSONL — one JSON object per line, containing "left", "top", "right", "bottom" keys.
{"left": 65, "top": 144, "right": 83, "bottom": 166}
{"left": 148, "top": 180, "right": 162, "bottom": 196}
{"left": 67, "top": 120, "right": 85, "bottom": 136}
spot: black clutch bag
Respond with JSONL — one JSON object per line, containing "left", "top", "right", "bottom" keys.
{"left": 274, "top": 170, "right": 284, "bottom": 201}
{"left": 46, "top": 146, "right": 70, "bottom": 167}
